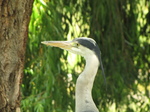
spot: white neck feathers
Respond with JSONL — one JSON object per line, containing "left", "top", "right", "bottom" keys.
{"left": 75, "top": 54, "right": 99, "bottom": 112}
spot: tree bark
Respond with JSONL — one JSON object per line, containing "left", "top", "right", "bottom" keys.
{"left": 0, "top": 0, "right": 33, "bottom": 111}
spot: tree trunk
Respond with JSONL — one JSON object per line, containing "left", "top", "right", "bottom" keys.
{"left": 0, "top": 0, "right": 33, "bottom": 112}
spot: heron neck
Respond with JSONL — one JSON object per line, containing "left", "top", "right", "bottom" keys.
{"left": 75, "top": 54, "right": 99, "bottom": 112}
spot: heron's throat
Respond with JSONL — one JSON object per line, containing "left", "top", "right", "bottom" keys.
{"left": 77, "top": 54, "right": 99, "bottom": 88}
{"left": 75, "top": 54, "right": 99, "bottom": 112}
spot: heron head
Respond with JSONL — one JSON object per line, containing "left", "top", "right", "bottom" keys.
{"left": 41, "top": 37, "right": 101, "bottom": 62}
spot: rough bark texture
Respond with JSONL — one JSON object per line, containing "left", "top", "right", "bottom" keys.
{"left": 0, "top": 0, "right": 33, "bottom": 112}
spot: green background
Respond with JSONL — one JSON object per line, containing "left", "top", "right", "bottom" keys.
{"left": 21, "top": 0, "right": 150, "bottom": 111}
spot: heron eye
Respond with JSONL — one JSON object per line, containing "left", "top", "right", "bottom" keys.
{"left": 76, "top": 43, "right": 80, "bottom": 47}
{"left": 72, "top": 42, "right": 80, "bottom": 47}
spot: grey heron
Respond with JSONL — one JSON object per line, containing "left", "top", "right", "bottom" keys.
{"left": 41, "top": 37, "right": 106, "bottom": 112}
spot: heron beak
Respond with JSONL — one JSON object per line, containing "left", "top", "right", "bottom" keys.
{"left": 41, "top": 41, "right": 72, "bottom": 50}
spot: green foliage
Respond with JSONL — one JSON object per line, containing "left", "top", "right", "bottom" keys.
{"left": 22, "top": 0, "right": 150, "bottom": 111}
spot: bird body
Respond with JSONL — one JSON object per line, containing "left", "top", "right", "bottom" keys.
{"left": 42, "top": 37, "right": 105, "bottom": 112}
